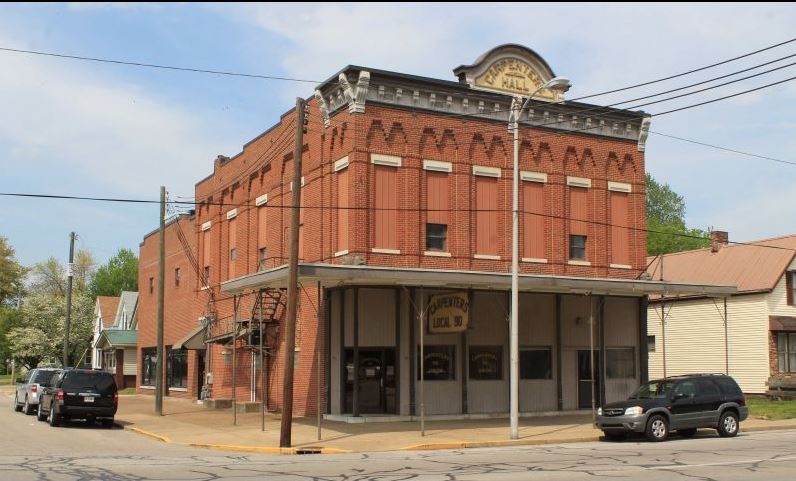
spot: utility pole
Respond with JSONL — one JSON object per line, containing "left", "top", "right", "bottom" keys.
{"left": 63, "top": 232, "right": 75, "bottom": 367}
{"left": 280, "top": 98, "right": 306, "bottom": 448}
{"left": 155, "top": 186, "right": 166, "bottom": 416}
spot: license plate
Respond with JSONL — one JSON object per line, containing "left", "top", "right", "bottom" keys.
{"left": 84, "top": 396, "right": 94, "bottom": 403}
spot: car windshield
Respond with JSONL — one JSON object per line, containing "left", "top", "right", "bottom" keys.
{"left": 630, "top": 380, "right": 676, "bottom": 399}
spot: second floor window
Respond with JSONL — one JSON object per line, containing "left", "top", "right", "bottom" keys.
{"left": 203, "top": 266, "right": 211, "bottom": 288}
{"left": 570, "top": 235, "right": 587, "bottom": 260}
{"left": 149, "top": 277, "right": 154, "bottom": 294}
{"left": 230, "top": 248, "right": 237, "bottom": 261}
{"left": 426, "top": 224, "right": 447, "bottom": 251}
{"left": 174, "top": 267, "right": 180, "bottom": 287}
{"left": 259, "top": 247, "right": 267, "bottom": 271}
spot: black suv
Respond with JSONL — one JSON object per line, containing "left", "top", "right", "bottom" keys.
{"left": 37, "top": 369, "right": 118, "bottom": 428}
{"left": 596, "top": 374, "right": 748, "bottom": 442}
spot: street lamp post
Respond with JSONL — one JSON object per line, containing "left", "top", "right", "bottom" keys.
{"left": 508, "top": 77, "right": 571, "bottom": 440}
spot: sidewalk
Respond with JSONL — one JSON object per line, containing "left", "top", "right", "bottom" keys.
{"left": 115, "top": 394, "right": 796, "bottom": 454}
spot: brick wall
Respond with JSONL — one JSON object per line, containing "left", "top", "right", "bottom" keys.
{"left": 137, "top": 213, "right": 201, "bottom": 399}
{"left": 141, "top": 92, "right": 646, "bottom": 414}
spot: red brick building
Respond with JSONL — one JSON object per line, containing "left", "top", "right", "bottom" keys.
{"left": 137, "top": 45, "right": 727, "bottom": 417}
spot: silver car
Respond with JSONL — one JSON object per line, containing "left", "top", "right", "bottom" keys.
{"left": 13, "top": 368, "right": 61, "bottom": 415}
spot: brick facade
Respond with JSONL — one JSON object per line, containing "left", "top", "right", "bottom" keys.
{"left": 138, "top": 50, "right": 648, "bottom": 415}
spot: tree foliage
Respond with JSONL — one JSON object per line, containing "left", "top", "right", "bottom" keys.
{"left": 27, "top": 250, "right": 95, "bottom": 297}
{"left": 7, "top": 292, "right": 94, "bottom": 368}
{"left": 0, "top": 236, "right": 25, "bottom": 305}
{"left": 89, "top": 248, "right": 138, "bottom": 297}
{"left": 646, "top": 173, "right": 711, "bottom": 255}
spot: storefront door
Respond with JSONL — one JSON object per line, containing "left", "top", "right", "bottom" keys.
{"left": 577, "top": 350, "right": 600, "bottom": 409}
{"left": 344, "top": 348, "right": 396, "bottom": 414}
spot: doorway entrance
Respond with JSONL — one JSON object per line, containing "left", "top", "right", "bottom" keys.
{"left": 577, "top": 350, "right": 600, "bottom": 409}
{"left": 344, "top": 348, "right": 396, "bottom": 414}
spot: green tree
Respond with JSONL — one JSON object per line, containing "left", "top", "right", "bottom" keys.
{"left": 0, "top": 236, "right": 25, "bottom": 305}
{"left": 7, "top": 292, "right": 94, "bottom": 368}
{"left": 646, "top": 173, "right": 711, "bottom": 255}
{"left": 0, "top": 306, "right": 23, "bottom": 373}
{"left": 28, "top": 250, "right": 95, "bottom": 297}
{"left": 89, "top": 248, "right": 138, "bottom": 297}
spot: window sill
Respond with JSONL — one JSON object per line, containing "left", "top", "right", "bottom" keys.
{"left": 140, "top": 385, "right": 155, "bottom": 390}
{"left": 610, "top": 263, "right": 632, "bottom": 269}
{"left": 522, "top": 258, "right": 548, "bottom": 264}
{"left": 371, "top": 248, "right": 400, "bottom": 255}
{"left": 424, "top": 251, "right": 452, "bottom": 257}
{"left": 568, "top": 260, "right": 591, "bottom": 266}
{"left": 474, "top": 254, "right": 501, "bottom": 260}
{"left": 168, "top": 387, "right": 188, "bottom": 392}
{"left": 334, "top": 249, "right": 349, "bottom": 257}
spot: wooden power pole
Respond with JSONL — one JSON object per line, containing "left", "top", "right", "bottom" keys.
{"left": 63, "top": 231, "right": 75, "bottom": 367}
{"left": 280, "top": 98, "right": 305, "bottom": 447}
{"left": 155, "top": 186, "right": 166, "bottom": 416}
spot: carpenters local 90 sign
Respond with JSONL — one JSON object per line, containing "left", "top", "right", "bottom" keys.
{"left": 427, "top": 292, "right": 470, "bottom": 334}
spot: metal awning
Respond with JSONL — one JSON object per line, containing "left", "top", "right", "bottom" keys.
{"left": 221, "top": 263, "right": 737, "bottom": 297}
{"left": 173, "top": 324, "right": 207, "bottom": 350}
{"left": 94, "top": 330, "right": 138, "bottom": 349}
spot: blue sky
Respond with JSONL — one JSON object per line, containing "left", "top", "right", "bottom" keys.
{"left": 1, "top": 3, "right": 796, "bottom": 267}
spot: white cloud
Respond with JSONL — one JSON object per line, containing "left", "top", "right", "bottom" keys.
{"left": 0, "top": 36, "right": 231, "bottom": 199}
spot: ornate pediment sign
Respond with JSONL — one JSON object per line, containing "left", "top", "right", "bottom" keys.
{"left": 454, "top": 44, "right": 564, "bottom": 101}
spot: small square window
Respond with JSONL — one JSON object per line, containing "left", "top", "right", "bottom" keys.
{"left": 569, "top": 235, "right": 587, "bottom": 260}
{"left": 426, "top": 223, "right": 448, "bottom": 251}
{"left": 149, "top": 277, "right": 154, "bottom": 294}
{"left": 229, "top": 248, "right": 237, "bottom": 261}
{"left": 174, "top": 267, "right": 181, "bottom": 287}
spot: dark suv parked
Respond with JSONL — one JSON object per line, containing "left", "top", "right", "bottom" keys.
{"left": 37, "top": 369, "right": 118, "bottom": 427}
{"left": 596, "top": 374, "right": 748, "bottom": 442}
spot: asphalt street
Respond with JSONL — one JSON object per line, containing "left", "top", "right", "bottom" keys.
{"left": 4, "top": 398, "right": 796, "bottom": 481}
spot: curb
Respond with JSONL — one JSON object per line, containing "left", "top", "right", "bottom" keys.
{"left": 128, "top": 427, "right": 172, "bottom": 444}
{"left": 189, "top": 444, "right": 351, "bottom": 455}
{"left": 401, "top": 436, "right": 600, "bottom": 451}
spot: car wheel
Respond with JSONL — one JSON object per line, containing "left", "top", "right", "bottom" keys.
{"left": 677, "top": 428, "right": 697, "bottom": 438}
{"left": 717, "top": 411, "right": 739, "bottom": 438}
{"left": 36, "top": 403, "right": 47, "bottom": 422}
{"left": 13, "top": 395, "right": 23, "bottom": 412}
{"left": 23, "top": 397, "right": 34, "bottom": 415}
{"left": 101, "top": 418, "right": 114, "bottom": 429}
{"left": 48, "top": 406, "right": 61, "bottom": 427}
{"left": 645, "top": 414, "right": 669, "bottom": 442}
{"left": 604, "top": 432, "right": 627, "bottom": 441}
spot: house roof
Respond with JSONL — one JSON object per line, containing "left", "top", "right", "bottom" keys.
{"left": 646, "top": 234, "right": 796, "bottom": 294}
{"left": 95, "top": 330, "right": 138, "bottom": 349}
{"left": 97, "top": 296, "right": 120, "bottom": 329}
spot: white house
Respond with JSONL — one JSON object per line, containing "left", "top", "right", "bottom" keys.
{"left": 92, "top": 291, "right": 139, "bottom": 388}
{"left": 646, "top": 232, "right": 796, "bottom": 394}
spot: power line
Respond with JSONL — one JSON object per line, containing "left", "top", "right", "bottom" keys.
{"left": 649, "top": 131, "right": 796, "bottom": 167}
{"left": 0, "top": 46, "right": 320, "bottom": 83}
{"left": 570, "top": 37, "right": 796, "bottom": 101}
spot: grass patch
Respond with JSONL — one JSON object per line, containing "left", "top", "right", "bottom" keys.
{"left": 747, "top": 398, "right": 796, "bottom": 420}
{"left": 0, "top": 374, "right": 15, "bottom": 385}
{"left": 118, "top": 388, "right": 137, "bottom": 395}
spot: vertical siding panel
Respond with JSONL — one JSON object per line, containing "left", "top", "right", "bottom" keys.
{"left": 610, "top": 192, "right": 630, "bottom": 265}
{"left": 522, "top": 182, "right": 545, "bottom": 259}
{"left": 375, "top": 166, "right": 398, "bottom": 249}
{"left": 228, "top": 218, "right": 237, "bottom": 279}
{"left": 476, "top": 177, "right": 498, "bottom": 255}
{"left": 427, "top": 172, "right": 449, "bottom": 225}
{"left": 569, "top": 187, "right": 588, "bottom": 236}
{"left": 337, "top": 169, "right": 349, "bottom": 252}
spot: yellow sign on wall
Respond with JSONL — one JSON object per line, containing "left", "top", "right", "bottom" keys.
{"left": 428, "top": 292, "right": 470, "bottom": 334}
{"left": 474, "top": 58, "right": 555, "bottom": 99}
